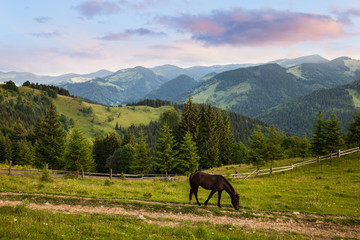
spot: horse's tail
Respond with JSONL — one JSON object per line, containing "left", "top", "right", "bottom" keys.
{"left": 189, "top": 172, "right": 194, "bottom": 188}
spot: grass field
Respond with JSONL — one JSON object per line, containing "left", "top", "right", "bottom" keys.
{"left": 0, "top": 153, "right": 359, "bottom": 239}
{"left": 1, "top": 153, "right": 359, "bottom": 216}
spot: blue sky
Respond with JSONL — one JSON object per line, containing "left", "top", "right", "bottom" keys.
{"left": 1, "top": 0, "right": 360, "bottom": 75}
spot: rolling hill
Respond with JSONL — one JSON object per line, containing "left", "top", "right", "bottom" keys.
{"left": 258, "top": 79, "right": 360, "bottom": 137}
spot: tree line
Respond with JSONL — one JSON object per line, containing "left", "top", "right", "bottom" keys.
{"left": 1, "top": 81, "right": 360, "bottom": 176}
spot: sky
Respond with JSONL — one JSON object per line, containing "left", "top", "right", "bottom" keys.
{"left": 1, "top": 0, "right": 360, "bottom": 75}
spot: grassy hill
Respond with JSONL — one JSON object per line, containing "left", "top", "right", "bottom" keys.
{"left": 0, "top": 85, "right": 169, "bottom": 139}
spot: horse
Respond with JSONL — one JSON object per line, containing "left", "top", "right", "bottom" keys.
{"left": 189, "top": 171, "right": 240, "bottom": 210}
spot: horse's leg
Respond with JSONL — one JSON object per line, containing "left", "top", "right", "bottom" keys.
{"left": 217, "top": 190, "right": 223, "bottom": 208}
{"left": 189, "top": 188, "right": 193, "bottom": 204}
{"left": 204, "top": 190, "right": 216, "bottom": 206}
{"left": 193, "top": 186, "right": 201, "bottom": 206}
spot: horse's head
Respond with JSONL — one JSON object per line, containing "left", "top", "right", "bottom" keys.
{"left": 231, "top": 192, "right": 240, "bottom": 210}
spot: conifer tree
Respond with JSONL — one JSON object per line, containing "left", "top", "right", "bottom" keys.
{"left": 298, "top": 134, "right": 310, "bottom": 160}
{"left": 17, "top": 139, "right": 35, "bottom": 166}
{"left": 325, "top": 113, "right": 343, "bottom": 151}
{"left": 203, "top": 102, "right": 220, "bottom": 168}
{"left": 217, "top": 110, "right": 234, "bottom": 165}
{"left": 159, "top": 106, "right": 180, "bottom": 134}
{"left": 266, "top": 126, "right": 284, "bottom": 173}
{"left": 231, "top": 142, "right": 249, "bottom": 164}
{"left": 107, "top": 144, "right": 135, "bottom": 173}
{"left": 131, "top": 132, "right": 152, "bottom": 174}
{"left": 248, "top": 126, "right": 267, "bottom": 172}
{"left": 93, "top": 132, "right": 121, "bottom": 172}
{"left": 35, "top": 103, "right": 65, "bottom": 169}
{"left": 154, "top": 123, "right": 178, "bottom": 176}
{"left": 177, "top": 131, "right": 200, "bottom": 174}
{"left": 348, "top": 110, "right": 360, "bottom": 145}
{"left": 63, "top": 129, "right": 95, "bottom": 172}
{"left": 179, "top": 96, "right": 199, "bottom": 141}
{"left": 0, "top": 132, "right": 5, "bottom": 163}
{"left": 310, "top": 110, "right": 327, "bottom": 156}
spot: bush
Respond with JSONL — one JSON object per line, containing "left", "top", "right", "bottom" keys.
{"left": 104, "top": 179, "right": 114, "bottom": 186}
{"left": 40, "top": 167, "right": 53, "bottom": 182}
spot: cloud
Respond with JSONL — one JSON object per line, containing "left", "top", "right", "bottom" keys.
{"left": 75, "top": 0, "right": 121, "bottom": 19}
{"left": 161, "top": 8, "right": 349, "bottom": 46}
{"left": 34, "top": 17, "right": 52, "bottom": 23}
{"left": 332, "top": 6, "right": 360, "bottom": 25}
{"left": 99, "top": 28, "right": 166, "bottom": 41}
{"left": 32, "top": 32, "right": 61, "bottom": 38}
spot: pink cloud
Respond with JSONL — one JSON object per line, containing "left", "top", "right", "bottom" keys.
{"left": 162, "top": 8, "right": 350, "bottom": 46}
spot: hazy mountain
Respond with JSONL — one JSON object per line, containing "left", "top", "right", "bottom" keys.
{"left": 150, "top": 65, "right": 196, "bottom": 80}
{"left": 0, "top": 69, "right": 113, "bottom": 85}
{"left": 271, "top": 54, "right": 328, "bottom": 68}
{"left": 60, "top": 66, "right": 168, "bottom": 105}
{"left": 144, "top": 74, "right": 198, "bottom": 101}
{"left": 258, "top": 79, "right": 360, "bottom": 137}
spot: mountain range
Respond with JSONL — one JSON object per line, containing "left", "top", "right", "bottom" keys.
{"left": 2, "top": 54, "right": 360, "bottom": 137}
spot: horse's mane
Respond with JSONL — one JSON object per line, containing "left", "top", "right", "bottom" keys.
{"left": 220, "top": 175, "right": 236, "bottom": 196}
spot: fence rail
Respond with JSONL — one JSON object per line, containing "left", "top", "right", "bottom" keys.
{"left": 231, "top": 147, "right": 359, "bottom": 179}
{"left": 1, "top": 147, "right": 359, "bottom": 180}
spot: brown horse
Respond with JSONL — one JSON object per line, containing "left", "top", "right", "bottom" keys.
{"left": 189, "top": 171, "right": 240, "bottom": 210}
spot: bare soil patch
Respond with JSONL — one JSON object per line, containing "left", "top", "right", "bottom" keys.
{"left": 0, "top": 193, "right": 359, "bottom": 239}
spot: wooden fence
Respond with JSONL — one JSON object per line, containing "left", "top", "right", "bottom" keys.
{"left": 0, "top": 163, "right": 175, "bottom": 180}
{"left": 1, "top": 147, "right": 359, "bottom": 181}
{"left": 231, "top": 147, "right": 359, "bottom": 179}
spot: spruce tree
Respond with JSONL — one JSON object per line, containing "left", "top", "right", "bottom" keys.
{"left": 93, "top": 132, "right": 121, "bottom": 172}
{"left": 35, "top": 103, "right": 65, "bottom": 169}
{"left": 131, "top": 132, "right": 152, "bottom": 174}
{"left": 203, "top": 102, "right": 220, "bottom": 168}
{"left": 154, "top": 123, "right": 178, "bottom": 176}
{"left": 310, "top": 110, "right": 327, "bottom": 156}
{"left": 179, "top": 96, "right": 199, "bottom": 141}
{"left": 218, "top": 110, "right": 234, "bottom": 165}
{"left": 231, "top": 142, "right": 249, "bottom": 164}
{"left": 348, "top": 110, "right": 360, "bottom": 145}
{"left": 266, "top": 126, "right": 284, "bottom": 173}
{"left": 63, "top": 129, "right": 95, "bottom": 172}
{"left": 325, "top": 113, "right": 343, "bottom": 151}
{"left": 177, "top": 131, "right": 200, "bottom": 174}
{"left": 248, "top": 126, "right": 267, "bottom": 172}
{"left": 17, "top": 140, "right": 35, "bottom": 166}
{"left": 298, "top": 134, "right": 310, "bottom": 160}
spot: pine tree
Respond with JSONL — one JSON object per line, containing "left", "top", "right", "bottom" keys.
{"left": 35, "top": 103, "right": 66, "bottom": 169}
{"left": 131, "top": 132, "right": 152, "bottom": 174}
{"left": 248, "top": 126, "right": 267, "bottom": 172}
{"left": 107, "top": 144, "right": 135, "bottom": 173}
{"left": 310, "top": 110, "right": 327, "bottom": 156}
{"left": 218, "top": 110, "right": 234, "bottom": 165}
{"left": 154, "top": 123, "right": 178, "bottom": 176}
{"left": 178, "top": 96, "right": 199, "bottom": 141}
{"left": 93, "top": 132, "right": 121, "bottom": 172}
{"left": 298, "top": 134, "right": 310, "bottom": 160}
{"left": 231, "top": 142, "right": 249, "bottom": 164}
{"left": 325, "top": 113, "right": 343, "bottom": 151}
{"left": 63, "top": 129, "right": 95, "bottom": 172}
{"left": 266, "top": 126, "right": 284, "bottom": 173}
{"left": 348, "top": 110, "right": 360, "bottom": 146}
{"left": 17, "top": 140, "right": 35, "bottom": 166}
{"left": 177, "top": 131, "right": 200, "bottom": 174}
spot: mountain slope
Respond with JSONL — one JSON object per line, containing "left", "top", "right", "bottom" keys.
{"left": 287, "top": 57, "right": 360, "bottom": 90}
{"left": 144, "top": 75, "right": 198, "bottom": 101}
{"left": 258, "top": 79, "right": 360, "bottom": 137}
{"left": 179, "top": 64, "right": 308, "bottom": 117}
{"left": 271, "top": 54, "right": 328, "bottom": 68}
{"left": 60, "top": 66, "right": 169, "bottom": 105}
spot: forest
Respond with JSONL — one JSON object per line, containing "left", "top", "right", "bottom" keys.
{"left": 1, "top": 80, "right": 360, "bottom": 175}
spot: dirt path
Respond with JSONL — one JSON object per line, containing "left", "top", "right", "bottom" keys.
{"left": 0, "top": 193, "right": 359, "bottom": 239}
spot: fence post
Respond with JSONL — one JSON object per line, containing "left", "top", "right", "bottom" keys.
{"left": 338, "top": 150, "right": 341, "bottom": 158}
{"left": 317, "top": 156, "right": 320, "bottom": 165}
{"left": 110, "top": 169, "right": 112, "bottom": 180}
{"left": 8, "top": 160, "right": 12, "bottom": 175}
